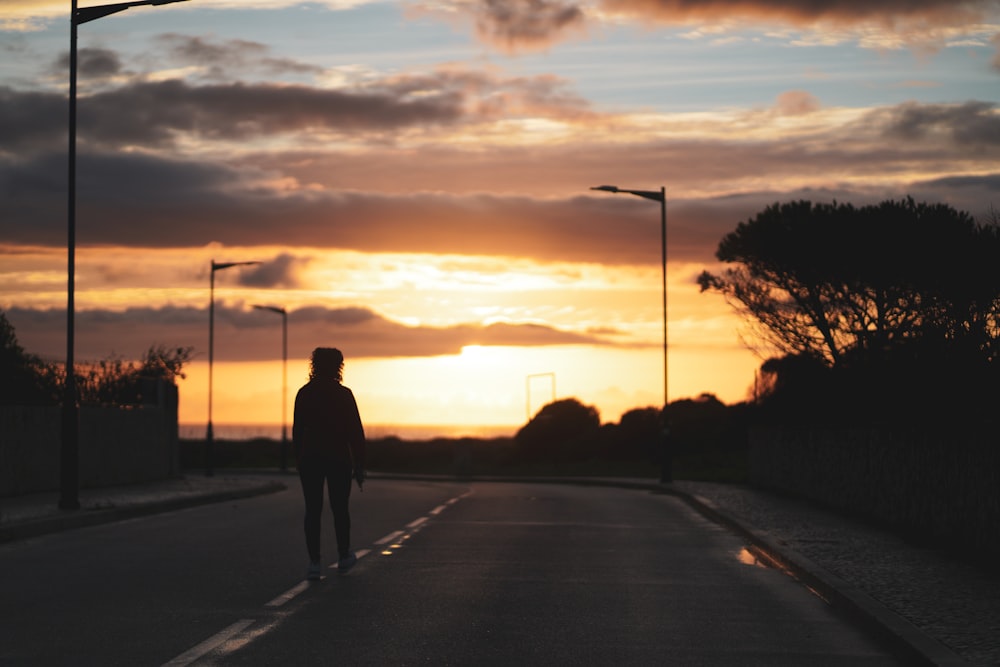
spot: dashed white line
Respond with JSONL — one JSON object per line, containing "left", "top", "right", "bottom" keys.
{"left": 164, "top": 491, "right": 472, "bottom": 665}
{"left": 161, "top": 618, "right": 255, "bottom": 667}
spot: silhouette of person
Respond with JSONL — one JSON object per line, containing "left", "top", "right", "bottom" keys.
{"left": 293, "top": 347, "right": 366, "bottom": 579}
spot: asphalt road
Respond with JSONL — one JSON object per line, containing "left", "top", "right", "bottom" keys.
{"left": 0, "top": 479, "right": 905, "bottom": 666}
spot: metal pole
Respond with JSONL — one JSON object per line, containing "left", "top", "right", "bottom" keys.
{"left": 206, "top": 261, "right": 215, "bottom": 476}
{"left": 659, "top": 186, "right": 672, "bottom": 483}
{"left": 280, "top": 309, "right": 288, "bottom": 472}
{"left": 60, "top": 1, "right": 81, "bottom": 511}
{"left": 589, "top": 184, "right": 671, "bottom": 481}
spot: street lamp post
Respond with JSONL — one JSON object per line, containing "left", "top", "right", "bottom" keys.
{"left": 206, "top": 260, "right": 260, "bottom": 476}
{"left": 253, "top": 304, "right": 289, "bottom": 472}
{"left": 590, "top": 184, "right": 671, "bottom": 482}
{"left": 61, "top": 0, "right": 191, "bottom": 511}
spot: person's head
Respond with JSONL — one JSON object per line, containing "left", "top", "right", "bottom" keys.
{"left": 309, "top": 347, "right": 344, "bottom": 382}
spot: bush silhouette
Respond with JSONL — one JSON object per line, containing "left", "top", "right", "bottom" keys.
{"left": 515, "top": 398, "right": 601, "bottom": 463}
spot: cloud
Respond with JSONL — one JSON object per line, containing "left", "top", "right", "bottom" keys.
{"left": 413, "top": 0, "right": 1000, "bottom": 52}
{"left": 154, "top": 34, "right": 326, "bottom": 81}
{"left": 1, "top": 0, "right": 377, "bottom": 30}
{"left": 774, "top": 90, "right": 821, "bottom": 116}
{"left": 239, "top": 253, "right": 309, "bottom": 288}
{"left": 3, "top": 303, "right": 610, "bottom": 362}
{"left": 2, "top": 71, "right": 998, "bottom": 267}
{"left": 474, "top": 0, "right": 586, "bottom": 51}
{"left": 53, "top": 48, "right": 124, "bottom": 80}
{"left": 0, "top": 86, "right": 64, "bottom": 154}
{"left": 597, "top": 0, "right": 994, "bottom": 27}
{"left": 879, "top": 101, "right": 1000, "bottom": 146}
{"left": 2, "top": 61, "right": 596, "bottom": 155}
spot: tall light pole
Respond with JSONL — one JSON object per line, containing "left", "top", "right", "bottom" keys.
{"left": 253, "top": 304, "right": 288, "bottom": 472}
{"left": 61, "top": 0, "right": 191, "bottom": 511}
{"left": 525, "top": 372, "right": 556, "bottom": 422}
{"left": 206, "top": 259, "right": 260, "bottom": 476}
{"left": 590, "top": 184, "right": 671, "bottom": 482}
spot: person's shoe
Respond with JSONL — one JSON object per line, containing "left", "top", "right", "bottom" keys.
{"left": 337, "top": 552, "right": 357, "bottom": 574}
{"left": 306, "top": 561, "right": 322, "bottom": 581}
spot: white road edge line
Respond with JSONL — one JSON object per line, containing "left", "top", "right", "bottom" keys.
{"left": 161, "top": 618, "right": 255, "bottom": 667}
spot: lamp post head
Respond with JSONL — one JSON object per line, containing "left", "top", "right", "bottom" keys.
{"left": 75, "top": 0, "right": 191, "bottom": 25}
{"left": 591, "top": 184, "right": 664, "bottom": 203}
{"left": 253, "top": 304, "right": 287, "bottom": 316}
{"left": 212, "top": 260, "right": 261, "bottom": 272}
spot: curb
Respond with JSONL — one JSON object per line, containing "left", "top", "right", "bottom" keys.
{"left": 0, "top": 480, "right": 287, "bottom": 544}
{"left": 665, "top": 486, "right": 971, "bottom": 667}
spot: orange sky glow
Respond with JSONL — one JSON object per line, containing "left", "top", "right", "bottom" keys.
{"left": 2, "top": 0, "right": 998, "bottom": 436}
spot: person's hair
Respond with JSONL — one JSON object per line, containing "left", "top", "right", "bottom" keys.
{"left": 309, "top": 347, "right": 344, "bottom": 382}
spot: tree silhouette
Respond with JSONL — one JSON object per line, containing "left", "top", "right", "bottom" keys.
{"left": 0, "top": 310, "right": 191, "bottom": 407}
{"left": 0, "top": 310, "right": 59, "bottom": 405}
{"left": 699, "top": 198, "right": 1000, "bottom": 422}
{"left": 515, "top": 398, "right": 600, "bottom": 462}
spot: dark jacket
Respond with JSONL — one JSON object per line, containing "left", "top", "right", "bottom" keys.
{"left": 292, "top": 378, "right": 366, "bottom": 469}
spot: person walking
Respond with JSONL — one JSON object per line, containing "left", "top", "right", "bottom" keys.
{"left": 293, "top": 347, "right": 366, "bottom": 580}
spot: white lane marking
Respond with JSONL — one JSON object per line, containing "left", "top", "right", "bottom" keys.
{"left": 167, "top": 492, "right": 473, "bottom": 665}
{"left": 375, "top": 530, "right": 405, "bottom": 545}
{"left": 265, "top": 580, "right": 310, "bottom": 608}
{"left": 161, "top": 618, "right": 255, "bottom": 667}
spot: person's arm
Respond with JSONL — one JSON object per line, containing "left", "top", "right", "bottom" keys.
{"left": 345, "top": 387, "right": 366, "bottom": 486}
{"left": 291, "top": 386, "right": 305, "bottom": 465}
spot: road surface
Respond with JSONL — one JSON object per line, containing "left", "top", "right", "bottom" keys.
{"left": 0, "top": 479, "right": 904, "bottom": 665}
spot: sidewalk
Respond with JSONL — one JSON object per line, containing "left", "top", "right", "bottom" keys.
{"left": 0, "top": 473, "right": 288, "bottom": 543}
{"left": 1, "top": 473, "right": 995, "bottom": 666}
{"left": 672, "top": 481, "right": 996, "bottom": 667}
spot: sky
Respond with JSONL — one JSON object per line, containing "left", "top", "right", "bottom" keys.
{"left": 2, "top": 0, "right": 999, "bottom": 437}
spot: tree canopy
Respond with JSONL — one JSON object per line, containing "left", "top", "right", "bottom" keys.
{"left": 698, "top": 198, "right": 1000, "bottom": 421}
{"left": 0, "top": 311, "right": 59, "bottom": 405}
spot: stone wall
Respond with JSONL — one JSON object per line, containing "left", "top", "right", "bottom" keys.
{"left": 749, "top": 427, "right": 1000, "bottom": 557}
{"left": 0, "top": 380, "right": 178, "bottom": 497}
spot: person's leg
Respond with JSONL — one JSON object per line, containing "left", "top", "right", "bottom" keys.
{"left": 327, "top": 465, "right": 353, "bottom": 559}
{"left": 299, "top": 464, "right": 325, "bottom": 564}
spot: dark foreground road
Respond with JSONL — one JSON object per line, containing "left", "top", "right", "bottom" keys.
{"left": 0, "top": 480, "right": 904, "bottom": 666}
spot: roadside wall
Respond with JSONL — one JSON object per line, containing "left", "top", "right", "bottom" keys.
{"left": 748, "top": 427, "right": 1000, "bottom": 557}
{"left": 0, "top": 380, "right": 179, "bottom": 497}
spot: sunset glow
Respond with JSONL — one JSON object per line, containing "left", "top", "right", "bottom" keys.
{"left": 2, "top": 0, "right": 998, "bottom": 435}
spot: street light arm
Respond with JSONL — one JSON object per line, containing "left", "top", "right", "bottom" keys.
{"left": 212, "top": 260, "right": 262, "bottom": 272}
{"left": 591, "top": 185, "right": 663, "bottom": 202}
{"left": 75, "top": 0, "right": 190, "bottom": 24}
{"left": 253, "top": 304, "right": 287, "bottom": 316}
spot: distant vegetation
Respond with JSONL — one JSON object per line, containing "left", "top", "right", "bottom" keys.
{"left": 0, "top": 310, "right": 191, "bottom": 407}
{"left": 181, "top": 394, "right": 750, "bottom": 482}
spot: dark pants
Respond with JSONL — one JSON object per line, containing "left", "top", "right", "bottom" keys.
{"left": 298, "top": 460, "right": 353, "bottom": 562}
